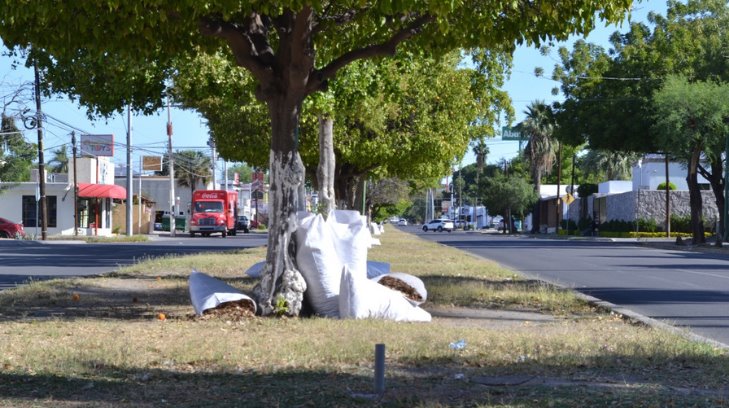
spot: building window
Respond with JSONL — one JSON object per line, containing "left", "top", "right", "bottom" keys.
{"left": 22, "top": 195, "right": 57, "bottom": 228}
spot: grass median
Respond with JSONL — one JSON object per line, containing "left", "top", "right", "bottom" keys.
{"left": 1, "top": 226, "right": 728, "bottom": 407}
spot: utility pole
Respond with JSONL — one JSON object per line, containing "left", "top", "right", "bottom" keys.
{"left": 126, "top": 105, "right": 133, "bottom": 236}
{"left": 555, "top": 143, "right": 562, "bottom": 234}
{"left": 72, "top": 131, "right": 78, "bottom": 237}
{"left": 665, "top": 154, "right": 671, "bottom": 239}
{"left": 167, "top": 96, "right": 176, "bottom": 237}
{"left": 223, "top": 159, "right": 228, "bottom": 191}
{"left": 209, "top": 137, "right": 217, "bottom": 188}
{"left": 34, "top": 60, "right": 47, "bottom": 240}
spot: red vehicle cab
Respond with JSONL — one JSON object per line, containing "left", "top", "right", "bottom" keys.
{"left": 0, "top": 217, "right": 25, "bottom": 238}
{"left": 189, "top": 190, "right": 238, "bottom": 238}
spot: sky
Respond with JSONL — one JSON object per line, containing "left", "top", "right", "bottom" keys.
{"left": 0, "top": 0, "right": 668, "bottom": 178}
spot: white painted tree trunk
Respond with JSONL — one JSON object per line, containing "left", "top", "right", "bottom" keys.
{"left": 317, "top": 117, "right": 336, "bottom": 216}
{"left": 252, "top": 99, "right": 308, "bottom": 316}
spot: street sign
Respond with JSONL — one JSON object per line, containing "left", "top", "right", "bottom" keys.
{"left": 501, "top": 126, "right": 522, "bottom": 141}
{"left": 142, "top": 155, "right": 163, "bottom": 171}
{"left": 80, "top": 134, "right": 114, "bottom": 156}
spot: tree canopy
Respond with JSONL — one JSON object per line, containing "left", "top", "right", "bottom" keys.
{"left": 0, "top": 0, "right": 635, "bottom": 315}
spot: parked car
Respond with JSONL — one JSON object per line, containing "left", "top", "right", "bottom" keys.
{"left": 397, "top": 219, "right": 408, "bottom": 226}
{"left": 422, "top": 219, "right": 454, "bottom": 232}
{"left": 236, "top": 215, "right": 250, "bottom": 233}
{"left": 0, "top": 217, "right": 25, "bottom": 238}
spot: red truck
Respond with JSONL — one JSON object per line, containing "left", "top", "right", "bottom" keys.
{"left": 189, "top": 190, "right": 238, "bottom": 238}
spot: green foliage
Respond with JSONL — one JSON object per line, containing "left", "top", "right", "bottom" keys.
{"left": 273, "top": 295, "right": 288, "bottom": 317}
{"left": 46, "top": 147, "right": 69, "bottom": 174}
{"left": 657, "top": 182, "right": 677, "bottom": 191}
{"left": 598, "top": 218, "right": 657, "bottom": 233}
{"left": 671, "top": 214, "right": 692, "bottom": 233}
{"left": 653, "top": 76, "right": 729, "bottom": 165}
{"left": 227, "top": 162, "right": 254, "bottom": 184}
{"left": 165, "top": 150, "right": 212, "bottom": 193}
{"left": 577, "top": 183, "right": 598, "bottom": 198}
{"left": 0, "top": 114, "right": 36, "bottom": 182}
{"left": 479, "top": 173, "right": 538, "bottom": 217}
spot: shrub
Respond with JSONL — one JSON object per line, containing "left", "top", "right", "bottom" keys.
{"left": 657, "top": 182, "right": 677, "bottom": 191}
{"left": 670, "top": 214, "right": 691, "bottom": 233}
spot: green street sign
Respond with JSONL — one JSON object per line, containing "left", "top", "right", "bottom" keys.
{"left": 501, "top": 126, "right": 522, "bottom": 141}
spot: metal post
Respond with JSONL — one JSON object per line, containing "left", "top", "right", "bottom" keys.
{"left": 374, "top": 344, "right": 385, "bottom": 395}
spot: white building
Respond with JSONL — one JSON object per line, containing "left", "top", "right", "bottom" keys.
{"left": 0, "top": 156, "right": 125, "bottom": 237}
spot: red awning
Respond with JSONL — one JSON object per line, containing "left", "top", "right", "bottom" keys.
{"left": 77, "top": 183, "right": 127, "bottom": 200}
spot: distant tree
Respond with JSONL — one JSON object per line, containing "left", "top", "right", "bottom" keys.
{"left": 46, "top": 147, "right": 69, "bottom": 174}
{"left": 227, "top": 162, "right": 254, "bottom": 184}
{"left": 580, "top": 149, "right": 640, "bottom": 181}
{"left": 472, "top": 139, "right": 489, "bottom": 184}
{"left": 521, "top": 101, "right": 556, "bottom": 232}
{"left": 479, "top": 172, "right": 538, "bottom": 233}
{"left": 0, "top": 114, "right": 35, "bottom": 183}
{"left": 366, "top": 178, "right": 411, "bottom": 221}
{"left": 172, "top": 150, "right": 213, "bottom": 196}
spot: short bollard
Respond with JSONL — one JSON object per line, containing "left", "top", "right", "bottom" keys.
{"left": 374, "top": 343, "right": 385, "bottom": 394}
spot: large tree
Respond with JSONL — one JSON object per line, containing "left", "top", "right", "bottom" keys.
{"left": 653, "top": 76, "right": 729, "bottom": 244}
{"left": 521, "top": 100, "right": 556, "bottom": 233}
{"left": 0, "top": 1, "right": 633, "bottom": 315}
{"left": 552, "top": 0, "right": 729, "bottom": 243}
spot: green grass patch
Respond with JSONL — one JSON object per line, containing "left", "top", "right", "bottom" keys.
{"left": 1, "top": 226, "right": 727, "bottom": 407}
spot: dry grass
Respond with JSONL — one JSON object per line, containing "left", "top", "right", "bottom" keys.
{"left": 1, "top": 226, "right": 728, "bottom": 407}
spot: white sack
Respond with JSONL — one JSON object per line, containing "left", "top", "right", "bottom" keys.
{"left": 372, "top": 272, "right": 428, "bottom": 305}
{"left": 189, "top": 269, "right": 256, "bottom": 316}
{"left": 370, "top": 222, "right": 382, "bottom": 236}
{"left": 366, "top": 260, "right": 391, "bottom": 279}
{"left": 295, "top": 212, "right": 343, "bottom": 317}
{"left": 339, "top": 266, "right": 431, "bottom": 322}
{"left": 329, "top": 210, "right": 370, "bottom": 277}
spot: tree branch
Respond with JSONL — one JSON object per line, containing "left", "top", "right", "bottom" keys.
{"left": 306, "top": 13, "right": 433, "bottom": 94}
{"left": 198, "top": 16, "right": 274, "bottom": 84}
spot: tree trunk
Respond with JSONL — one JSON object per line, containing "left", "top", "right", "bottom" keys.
{"left": 531, "top": 175, "right": 541, "bottom": 233}
{"left": 687, "top": 145, "right": 705, "bottom": 245}
{"left": 705, "top": 159, "right": 724, "bottom": 241}
{"left": 252, "top": 98, "right": 307, "bottom": 316}
{"left": 317, "top": 116, "right": 336, "bottom": 216}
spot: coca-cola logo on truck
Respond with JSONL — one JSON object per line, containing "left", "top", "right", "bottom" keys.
{"left": 199, "top": 193, "right": 222, "bottom": 199}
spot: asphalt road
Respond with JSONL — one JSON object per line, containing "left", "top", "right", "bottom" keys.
{"left": 412, "top": 226, "right": 729, "bottom": 347}
{"left": 0, "top": 232, "right": 267, "bottom": 290}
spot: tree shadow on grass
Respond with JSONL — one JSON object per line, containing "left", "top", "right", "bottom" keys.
{"left": 1, "top": 356, "right": 727, "bottom": 407}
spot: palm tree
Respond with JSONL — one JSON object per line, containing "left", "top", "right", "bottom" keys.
{"left": 521, "top": 100, "right": 556, "bottom": 233}
{"left": 174, "top": 150, "right": 213, "bottom": 195}
{"left": 581, "top": 149, "right": 641, "bottom": 181}
{"left": 47, "top": 147, "right": 69, "bottom": 173}
{"left": 472, "top": 138, "right": 489, "bottom": 184}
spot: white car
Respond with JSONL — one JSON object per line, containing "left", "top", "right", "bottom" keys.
{"left": 397, "top": 219, "right": 408, "bottom": 226}
{"left": 422, "top": 219, "right": 454, "bottom": 232}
